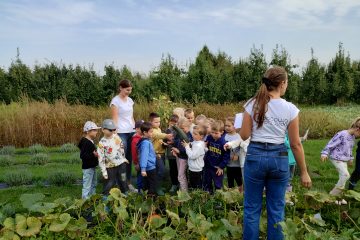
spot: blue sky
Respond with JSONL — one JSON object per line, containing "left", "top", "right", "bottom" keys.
{"left": 1, "top": 0, "right": 359, "bottom": 74}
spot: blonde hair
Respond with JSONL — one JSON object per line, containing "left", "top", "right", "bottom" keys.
{"left": 184, "top": 108, "right": 194, "bottom": 117}
{"left": 195, "top": 114, "right": 207, "bottom": 124}
{"left": 177, "top": 117, "right": 191, "bottom": 127}
{"left": 225, "top": 117, "right": 235, "bottom": 125}
{"left": 193, "top": 125, "right": 206, "bottom": 137}
{"left": 173, "top": 107, "right": 185, "bottom": 118}
{"left": 350, "top": 117, "right": 360, "bottom": 129}
{"left": 211, "top": 120, "right": 225, "bottom": 132}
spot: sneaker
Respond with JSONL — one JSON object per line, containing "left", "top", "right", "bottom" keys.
{"left": 169, "top": 185, "right": 178, "bottom": 193}
{"left": 286, "top": 185, "right": 293, "bottom": 192}
{"left": 329, "top": 187, "right": 343, "bottom": 196}
{"left": 128, "top": 184, "right": 138, "bottom": 193}
{"left": 335, "top": 199, "right": 347, "bottom": 205}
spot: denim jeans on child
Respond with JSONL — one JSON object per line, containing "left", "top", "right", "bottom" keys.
{"left": 82, "top": 168, "right": 97, "bottom": 199}
{"left": 118, "top": 132, "right": 134, "bottom": 182}
{"left": 243, "top": 142, "right": 289, "bottom": 240}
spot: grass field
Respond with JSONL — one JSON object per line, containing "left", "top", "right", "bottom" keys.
{"left": 0, "top": 139, "right": 358, "bottom": 212}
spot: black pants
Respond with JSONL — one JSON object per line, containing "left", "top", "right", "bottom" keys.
{"left": 227, "top": 166, "right": 242, "bottom": 188}
{"left": 349, "top": 156, "right": 360, "bottom": 189}
{"left": 168, "top": 157, "right": 179, "bottom": 186}
{"left": 143, "top": 169, "right": 158, "bottom": 195}
{"left": 103, "top": 163, "right": 128, "bottom": 195}
{"left": 189, "top": 170, "right": 203, "bottom": 190}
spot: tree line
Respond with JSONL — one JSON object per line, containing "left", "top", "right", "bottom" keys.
{"left": 0, "top": 43, "right": 359, "bottom": 105}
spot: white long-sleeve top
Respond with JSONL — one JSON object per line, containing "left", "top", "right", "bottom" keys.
{"left": 97, "top": 134, "right": 128, "bottom": 178}
{"left": 185, "top": 140, "right": 206, "bottom": 172}
{"left": 226, "top": 136, "right": 250, "bottom": 168}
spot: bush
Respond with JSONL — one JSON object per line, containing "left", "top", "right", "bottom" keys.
{"left": 29, "top": 153, "right": 49, "bottom": 165}
{"left": 29, "top": 144, "right": 47, "bottom": 154}
{"left": 60, "top": 143, "right": 78, "bottom": 153}
{"left": 66, "top": 153, "right": 81, "bottom": 164}
{"left": 48, "top": 171, "right": 77, "bottom": 186}
{"left": 0, "top": 155, "right": 14, "bottom": 166}
{"left": 1, "top": 203, "right": 15, "bottom": 217}
{"left": 4, "top": 170, "right": 33, "bottom": 186}
{"left": 0, "top": 145, "right": 15, "bottom": 155}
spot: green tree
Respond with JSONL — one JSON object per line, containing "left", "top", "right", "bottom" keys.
{"left": 0, "top": 67, "right": 11, "bottom": 104}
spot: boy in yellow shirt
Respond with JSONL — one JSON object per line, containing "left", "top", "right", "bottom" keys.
{"left": 149, "top": 112, "right": 173, "bottom": 195}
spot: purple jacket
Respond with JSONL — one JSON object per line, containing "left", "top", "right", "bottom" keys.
{"left": 321, "top": 130, "right": 355, "bottom": 161}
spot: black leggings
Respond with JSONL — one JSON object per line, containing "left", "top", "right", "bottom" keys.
{"left": 349, "top": 156, "right": 360, "bottom": 187}
{"left": 227, "top": 166, "right": 242, "bottom": 188}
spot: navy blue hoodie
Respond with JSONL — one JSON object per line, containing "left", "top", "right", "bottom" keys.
{"left": 204, "top": 135, "right": 230, "bottom": 169}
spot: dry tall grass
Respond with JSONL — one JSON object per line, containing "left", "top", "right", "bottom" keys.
{"left": 0, "top": 99, "right": 357, "bottom": 147}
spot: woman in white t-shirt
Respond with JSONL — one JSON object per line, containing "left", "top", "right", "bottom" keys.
{"left": 240, "top": 66, "right": 311, "bottom": 240}
{"left": 110, "top": 79, "right": 136, "bottom": 191}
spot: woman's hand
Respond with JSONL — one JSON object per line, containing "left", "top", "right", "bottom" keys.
{"left": 300, "top": 171, "right": 312, "bottom": 188}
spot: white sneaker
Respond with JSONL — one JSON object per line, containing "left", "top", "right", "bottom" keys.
{"left": 128, "top": 184, "right": 137, "bottom": 193}
{"left": 335, "top": 199, "right": 347, "bottom": 205}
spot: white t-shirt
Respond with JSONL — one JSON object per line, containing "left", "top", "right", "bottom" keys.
{"left": 244, "top": 98, "right": 299, "bottom": 144}
{"left": 110, "top": 96, "right": 135, "bottom": 133}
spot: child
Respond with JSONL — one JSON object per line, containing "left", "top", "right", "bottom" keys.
{"left": 131, "top": 120, "right": 144, "bottom": 193}
{"left": 224, "top": 117, "right": 243, "bottom": 190}
{"left": 349, "top": 139, "right": 360, "bottom": 190}
{"left": 78, "top": 121, "right": 101, "bottom": 199}
{"left": 164, "top": 114, "right": 180, "bottom": 193}
{"left": 183, "top": 125, "right": 207, "bottom": 190}
{"left": 172, "top": 117, "right": 193, "bottom": 191}
{"left": 203, "top": 120, "right": 230, "bottom": 193}
{"left": 98, "top": 119, "right": 129, "bottom": 195}
{"left": 185, "top": 108, "right": 195, "bottom": 133}
{"left": 203, "top": 118, "right": 215, "bottom": 140}
{"left": 321, "top": 117, "right": 360, "bottom": 196}
{"left": 149, "top": 112, "right": 173, "bottom": 195}
{"left": 173, "top": 107, "right": 185, "bottom": 118}
{"left": 224, "top": 113, "right": 250, "bottom": 192}
{"left": 195, "top": 114, "right": 207, "bottom": 126}
{"left": 138, "top": 122, "right": 157, "bottom": 196}
{"left": 285, "top": 133, "right": 296, "bottom": 192}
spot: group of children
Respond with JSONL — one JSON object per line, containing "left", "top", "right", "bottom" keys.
{"left": 78, "top": 107, "right": 360, "bottom": 200}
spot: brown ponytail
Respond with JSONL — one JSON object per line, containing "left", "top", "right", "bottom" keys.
{"left": 250, "top": 66, "right": 288, "bottom": 128}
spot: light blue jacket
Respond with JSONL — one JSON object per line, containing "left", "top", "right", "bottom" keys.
{"left": 285, "top": 134, "right": 296, "bottom": 165}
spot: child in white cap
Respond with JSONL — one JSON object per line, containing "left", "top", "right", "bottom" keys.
{"left": 98, "top": 119, "right": 129, "bottom": 195}
{"left": 79, "top": 121, "right": 101, "bottom": 199}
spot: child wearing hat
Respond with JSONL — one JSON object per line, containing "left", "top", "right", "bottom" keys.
{"left": 79, "top": 121, "right": 101, "bottom": 199}
{"left": 98, "top": 119, "right": 129, "bottom": 195}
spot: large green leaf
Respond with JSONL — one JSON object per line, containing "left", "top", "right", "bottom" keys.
{"left": 49, "top": 213, "right": 71, "bottom": 232}
{"left": 206, "top": 220, "right": 228, "bottom": 240}
{"left": 0, "top": 230, "right": 20, "bottom": 240}
{"left": 148, "top": 215, "right": 166, "bottom": 229}
{"left": 19, "top": 193, "right": 45, "bottom": 210}
{"left": 162, "top": 227, "right": 176, "bottom": 240}
{"left": 3, "top": 217, "right": 15, "bottom": 231}
{"left": 29, "top": 202, "right": 58, "bottom": 214}
{"left": 15, "top": 214, "right": 42, "bottom": 237}
{"left": 345, "top": 190, "right": 360, "bottom": 202}
{"left": 221, "top": 219, "right": 241, "bottom": 238}
{"left": 114, "top": 205, "right": 128, "bottom": 221}
{"left": 66, "top": 217, "right": 88, "bottom": 239}
{"left": 166, "top": 210, "right": 180, "bottom": 226}
{"left": 187, "top": 210, "right": 213, "bottom": 236}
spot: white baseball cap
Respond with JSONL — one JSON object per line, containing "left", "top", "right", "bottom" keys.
{"left": 83, "top": 121, "right": 101, "bottom": 132}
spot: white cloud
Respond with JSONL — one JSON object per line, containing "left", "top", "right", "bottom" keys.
{"left": 91, "top": 27, "right": 155, "bottom": 36}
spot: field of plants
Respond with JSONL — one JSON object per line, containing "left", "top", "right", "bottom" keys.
{"left": 0, "top": 139, "right": 360, "bottom": 239}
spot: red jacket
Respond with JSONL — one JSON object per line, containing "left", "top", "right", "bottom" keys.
{"left": 131, "top": 133, "right": 142, "bottom": 165}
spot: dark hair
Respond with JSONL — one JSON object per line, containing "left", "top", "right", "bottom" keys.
{"left": 118, "top": 79, "right": 132, "bottom": 92}
{"left": 149, "top": 112, "right": 160, "bottom": 122}
{"left": 140, "top": 122, "right": 152, "bottom": 133}
{"left": 184, "top": 108, "right": 194, "bottom": 116}
{"left": 250, "top": 66, "right": 287, "bottom": 128}
{"left": 169, "top": 114, "right": 179, "bottom": 123}
{"left": 225, "top": 117, "right": 235, "bottom": 124}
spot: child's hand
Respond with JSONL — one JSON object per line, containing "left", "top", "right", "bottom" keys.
{"left": 348, "top": 160, "right": 353, "bottom": 167}
{"left": 124, "top": 159, "right": 129, "bottom": 164}
{"left": 181, "top": 140, "right": 189, "bottom": 148}
{"left": 321, "top": 155, "right": 328, "bottom": 162}
{"left": 215, "top": 167, "right": 224, "bottom": 176}
{"left": 141, "top": 171, "right": 147, "bottom": 177}
{"left": 171, "top": 147, "right": 180, "bottom": 154}
{"left": 103, "top": 174, "right": 108, "bottom": 180}
{"left": 93, "top": 151, "right": 99, "bottom": 158}
{"left": 135, "top": 164, "right": 140, "bottom": 171}
{"left": 166, "top": 133, "right": 173, "bottom": 140}
{"left": 224, "top": 143, "right": 231, "bottom": 150}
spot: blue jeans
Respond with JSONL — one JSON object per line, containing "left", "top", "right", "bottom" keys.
{"left": 82, "top": 168, "right": 97, "bottom": 199}
{"left": 243, "top": 142, "right": 289, "bottom": 240}
{"left": 118, "top": 132, "right": 135, "bottom": 182}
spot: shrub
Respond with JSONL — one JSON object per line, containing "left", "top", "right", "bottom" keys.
{"left": 29, "top": 153, "right": 49, "bottom": 165}
{"left": 4, "top": 170, "right": 33, "bottom": 186}
{"left": 60, "top": 143, "right": 78, "bottom": 153}
{"left": 0, "top": 145, "right": 15, "bottom": 155}
{"left": 48, "top": 171, "right": 77, "bottom": 186}
{"left": 66, "top": 153, "right": 81, "bottom": 164}
{"left": 1, "top": 203, "right": 15, "bottom": 217}
{"left": 0, "top": 155, "right": 14, "bottom": 166}
{"left": 29, "top": 144, "right": 47, "bottom": 154}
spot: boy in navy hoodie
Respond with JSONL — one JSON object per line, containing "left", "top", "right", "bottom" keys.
{"left": 203, "top": 120, "right": 230, "bottom": 193}
{"left": 138, "top": 122, "right": 157, "bottom": 196}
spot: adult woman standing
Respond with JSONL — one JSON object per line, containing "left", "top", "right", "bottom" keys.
{"left": 111, "top": 79, "right": 136, "bottom": 191}
{"left": 240, "top": 66, "right": 312, "bottom": 240}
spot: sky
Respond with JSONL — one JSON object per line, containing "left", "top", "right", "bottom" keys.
{"left": 0, "top": 0, "right": 360, "bottom": 75}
